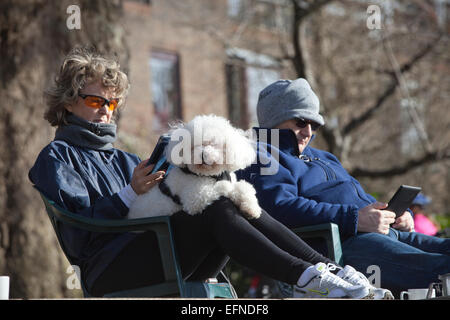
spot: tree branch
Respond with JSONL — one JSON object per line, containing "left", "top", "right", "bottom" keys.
{"left": 342, "top": 36, "right": 439, "bottom": 136}
{"left": 343, "top": 80, "right": 397, "bottom": 135}
{"left": 350, "top": 148, "right": 450, "bottom": 178}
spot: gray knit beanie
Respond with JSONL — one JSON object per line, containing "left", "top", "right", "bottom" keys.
{"left": 257, "top": 78, "right": 325, "bottom": 128}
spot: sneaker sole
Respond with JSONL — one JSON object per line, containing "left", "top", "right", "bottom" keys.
{"left": 383, "top": 292, "right": 395, "bottom": 300}
{"left": 362, "top": 292, "right": 375, "bottom": 299}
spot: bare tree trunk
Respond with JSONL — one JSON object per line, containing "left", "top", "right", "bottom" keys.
{"left": 289, "top": 0, "right": 333, "bottom": 78}
{"left": 0, "top": 0, "right": 128, "bottom": 298}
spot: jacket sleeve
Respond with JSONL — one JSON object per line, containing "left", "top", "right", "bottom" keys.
{"left": 29, "top": 147, "right": 129, "bottom": 220}
{"left": 249, "top": 159, "right": 360, "bottom": 237}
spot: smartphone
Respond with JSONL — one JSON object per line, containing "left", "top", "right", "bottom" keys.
{"left": 386, "top": 185, "right": 422, "bottom": 218}
{"left": 146, "top": 135, "right": 170, "bottom": 175}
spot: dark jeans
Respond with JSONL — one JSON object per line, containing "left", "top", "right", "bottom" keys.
{"left": 92, "top": 197, "right": 332, "bottom": 296}
{"left": 342, "top": 228, "right": 450, "bottom": 297}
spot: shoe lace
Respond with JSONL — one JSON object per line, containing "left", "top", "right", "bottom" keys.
{"left": 348, "top": 271, "right": 370, "bottom": 286}
{"left": 325, "top": 263, "right": 340, "bottom": 273}
{"left": 326, "top": 263, "right": 370, "bottom": 287}
{"left": 320, "top": 267, "right": 353, "bottom": 289}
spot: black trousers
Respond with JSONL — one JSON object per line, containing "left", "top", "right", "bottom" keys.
{"left": 91, "top": 197, "right": 333, "bottom": 296}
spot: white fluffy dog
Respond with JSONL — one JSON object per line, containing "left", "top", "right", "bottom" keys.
{"left": 128, "top": 114, "right": 261, "bottom": 220}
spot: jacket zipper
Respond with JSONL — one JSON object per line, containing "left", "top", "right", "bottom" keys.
{"left": 317, "top": 158, "right": 337, "bottom": 180}
{"left": 301, "top": 153, "right": 368, "bottom": 204}
{"left": 97, "top": 152, "right": 123, "bottom": 190}
{"left": 300, "top": 155, "right": 334, "bottom": 181}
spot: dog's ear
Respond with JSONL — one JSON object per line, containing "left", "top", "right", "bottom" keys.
{"left": 225, "top": 128, "right": 257, "bottom": 171}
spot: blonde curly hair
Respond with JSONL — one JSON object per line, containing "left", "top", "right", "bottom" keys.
{"left": 44, "top": 47, "right": 129, "bottom": 127}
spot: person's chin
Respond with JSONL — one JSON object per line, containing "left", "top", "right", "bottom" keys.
{"left": 298, "top": 142, "right": 308, "bottom": 153}
{"left": 93, "top": 118, "right": 108, "bottom": 123}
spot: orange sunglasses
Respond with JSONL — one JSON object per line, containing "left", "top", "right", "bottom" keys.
{"left": 78, "top": 93, "right": 119, "bottom": 111}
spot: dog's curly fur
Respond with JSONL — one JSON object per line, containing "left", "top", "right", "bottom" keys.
{"left": 128, "top": 114, "right": 261, "bottom": 220}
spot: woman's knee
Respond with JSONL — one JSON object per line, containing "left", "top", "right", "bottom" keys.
{"left": 203, "top": 196, "right": 241, "bottom": 217}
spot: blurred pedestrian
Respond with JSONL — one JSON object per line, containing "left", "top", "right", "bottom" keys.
{"left": 410, "top": 194, "right": 440, "bottom": 236}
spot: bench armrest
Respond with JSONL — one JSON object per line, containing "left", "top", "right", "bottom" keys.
{"left": 40, "top": 192, "right": 171, "bottom": 233}
{"left": 292, "top": 223, "right": 343, "bottom": 265}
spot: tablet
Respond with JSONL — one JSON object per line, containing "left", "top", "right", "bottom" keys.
{"left": 386, "top": 185, "right": 422, "bottom": 218}
{"left": 146, "top": 135, "right": 170, "bottom": 174}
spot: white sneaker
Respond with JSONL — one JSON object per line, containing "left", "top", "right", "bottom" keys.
{"left": 294, "top": 263, "right": 371, "bottom": 299}
{"left": 330, "top": 264, "right": 394, "bottom": 300}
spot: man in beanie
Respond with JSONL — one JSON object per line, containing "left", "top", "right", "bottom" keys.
{"left": 238, "top": 78, "right": 450, "bottom": 297}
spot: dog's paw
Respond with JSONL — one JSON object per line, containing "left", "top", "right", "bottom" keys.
{"left": 230, "top": 181, "right": 261, "bottom": 219}
{"left": 239, "top": 199, "right": 262, "bottom": 219}
{"left": 214, "top": 180, "right": 233, "bottom": 196}
{"left": 233, "top": 180, "right": 256, "bottom": 197}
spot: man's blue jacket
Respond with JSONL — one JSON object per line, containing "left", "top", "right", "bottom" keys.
{"left": 237, "top": 128, "right": 377, "bottom": 239}
{"left": 29, "top": 140, "right": 140, "bottom": 292}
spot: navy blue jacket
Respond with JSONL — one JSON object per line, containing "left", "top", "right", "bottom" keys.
{"left": 29, "top": 140, "right": 140, "bottom": 291}
{"left": 238, "top": 128, "right": 377, "bottom": 238}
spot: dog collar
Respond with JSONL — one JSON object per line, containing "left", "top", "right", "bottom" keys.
{"left": 180, "top": 167, "right": 231, "bottom": 182}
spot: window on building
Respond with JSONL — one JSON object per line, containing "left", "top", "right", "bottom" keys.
{"left": 149, "top": 50, "right": 182, "bottom": 131}
{"left": 226, "top": 48, "right": 280, "bottom": 129}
